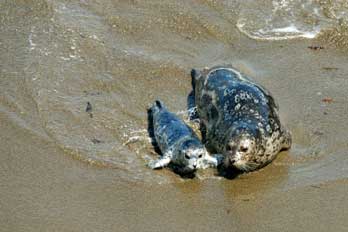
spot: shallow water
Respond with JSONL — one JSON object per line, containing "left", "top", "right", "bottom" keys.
{"left": 237, "top": 0, "right": 348, "bottom": 42}
{"left": 1, "top": 0, "right": 348, "bottom": 231}
{"left": 1, "top": 1, "right": 348, "bottom": 183}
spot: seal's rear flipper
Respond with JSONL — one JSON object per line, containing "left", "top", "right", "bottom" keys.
{"left": 150, "top": 100, "right": 166, "bottom": 114}
{"left": 155, "top": 100, "right": 164, "bottom": 109}
{"left": 148, "top": 100, "right": 165, "bottom": 144}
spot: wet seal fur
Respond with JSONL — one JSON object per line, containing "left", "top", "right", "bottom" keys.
{"left": 192, "top": 66, "right": 291, "bottom": 172}
{"left": 148, "top": 100, "right": 219, "bottom": 175}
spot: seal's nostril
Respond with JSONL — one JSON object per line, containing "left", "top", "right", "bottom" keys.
{"left": 193, "top": 164, "right": 197, "bottom": 168}
{"left": 230, "top": 158, "right": 236, "bottom": 164}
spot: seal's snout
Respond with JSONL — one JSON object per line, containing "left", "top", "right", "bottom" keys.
{"left": 229, "top": 157, "right": 236, "bottom": 164}
{"left": 190, "top": 159, "right": 198, "bottom": 170}
{"left": 225, "top": 154, "right": 239, "bottom": 168}
{"left": 223, "top": 152, "right": 236, "bottom": 168}
{"left": 224, "top": 137, "right": 254, "bottom": 170}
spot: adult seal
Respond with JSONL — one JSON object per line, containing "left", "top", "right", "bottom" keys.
{"left": 148, "top": 100, "right": 218, "bottom": 175}
{"left": 192, "top": 66, "right": 291, "bottom": 172}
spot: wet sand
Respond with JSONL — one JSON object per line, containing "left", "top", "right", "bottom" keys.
{"left": 2, "top": 110, "right": 348, "bottom": 231}
{"left": 1, "top": 0, "right": 348, "bottom": 231}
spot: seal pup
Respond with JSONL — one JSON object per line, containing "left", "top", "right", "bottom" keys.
{"left": 148, "top": 100, "right": 219, "bottom": 175}
{"left": 192, "top": 66, "right": 291, "bottom": 172}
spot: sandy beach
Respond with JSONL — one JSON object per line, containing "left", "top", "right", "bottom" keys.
{"left": 1, "top": 0, "right": 348, "bottom": 231}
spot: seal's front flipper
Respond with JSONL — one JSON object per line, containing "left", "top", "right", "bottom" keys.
{"left": 281, "top": 128, "right": 292, "bottom": 150}
{"left": 191, "top": 69, "right": 201, "bottom": 89}
{"left": 203, "top": 156, "right": 218, "bottom": 168}
{"left": 207, "top": 154, "right": 224, "bottom": 167}
{"left": 198, "top": 153, "right": 223, "bottom": 168}
{"left": 214, "top": 154, "right": 225, "bottom": 166}
{"left": 148, "top": 157, "right": 171, "bottom": 169}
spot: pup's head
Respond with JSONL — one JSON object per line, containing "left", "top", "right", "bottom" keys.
{"left": 177, "top": 139, "right": 207, "bottom": 173}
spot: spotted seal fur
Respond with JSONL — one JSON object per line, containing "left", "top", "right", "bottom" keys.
{"left": 192, "top": 66, "right": 291, "bottom": 172}
{"left": 148, "top": 100, "right": 219, "bottom": 174}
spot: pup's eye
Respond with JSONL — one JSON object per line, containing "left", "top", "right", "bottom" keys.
{"left": 185, "top": 154, "right": 190, "bottom": 159}
{"left": 198, "top": 154, "right": 203, "bottom": 158}
{"left": 240, "top": 146, "right": 248, "bottom": 152}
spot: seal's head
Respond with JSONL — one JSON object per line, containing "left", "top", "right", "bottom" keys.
{"left": 223, "top": 125, "right": 262, "bottom": 172}
{"left": 177, "top": 139, "right": 207, "bottom": 174}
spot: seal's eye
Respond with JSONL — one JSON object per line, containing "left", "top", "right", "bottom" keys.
{"left": 226, "top": 144, "right": 233, "bottom": 151}
{"left": 239, "top": 145, "right": 248, "bottom": 152}
{"left": 198, "top": 154, "right": 203, "bottom": 158}
{"left": 184, "top": 154, "right": 190, "bottom": 159}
